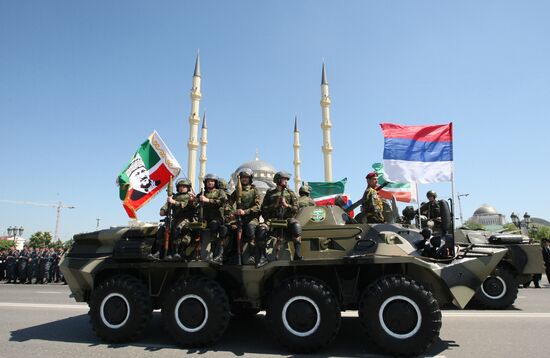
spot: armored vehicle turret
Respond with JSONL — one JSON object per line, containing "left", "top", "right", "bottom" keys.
{"left": 61, "top": 205, "right": 506, "bottom": 356}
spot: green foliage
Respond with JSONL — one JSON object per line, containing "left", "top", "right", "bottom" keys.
{"left": 533, "top": 226, "right": 550, "bottom": 241}
{"left": 63, "top": 238, "right": 74, "bottom": 250}
{"left": 0, "top": 239, "right": 16, "bottom": 250}
{"left": 463, "top": 219, "right": 485, "bottom": 230}
{"left": 28, "top": 231, "right": 53, "bottom": 248}
{"left": 502, "top": 223, "right": 519, "bottom": 232}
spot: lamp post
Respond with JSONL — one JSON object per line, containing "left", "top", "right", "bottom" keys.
{"left": 511, "top": 212, "right": 531, "bottom": 236}
{"left": 7, "top": 226, "right": 23, "bottom": 246}
{"left": 457, "top": 193, "right": 469, "bottom": 227}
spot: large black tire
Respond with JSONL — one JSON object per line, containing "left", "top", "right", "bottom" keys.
{"left": 472, "top": 265, "right": 518, "bottom": 309}
{"left": 359, "top": 275, "right": 441, "bottom": 356}
{"left": 89, "top": 274, "right": 152, "bottom": 342}
{"left": 162, "top": 276, "right": 230, "bottom": 347}
{"left": 266, "top": 276, "right": 341, "bottom": 353}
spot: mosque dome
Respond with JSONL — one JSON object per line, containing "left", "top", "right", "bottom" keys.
{"left": 228, "top": 154, "right": 277, "bottom": 196}
{"left": 473, "top": 204, "right": 499, "bottom": 216}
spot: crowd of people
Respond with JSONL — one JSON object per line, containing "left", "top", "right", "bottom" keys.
{"left": 0, "top": 247, "right": 66, "bottom": 284}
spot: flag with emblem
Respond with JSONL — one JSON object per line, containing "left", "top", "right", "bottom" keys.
{"left": 116, "top": 131, "right": 181, "bottom": 218}
{"left": 372, "top": 162, "right": 417, "bottom": 203}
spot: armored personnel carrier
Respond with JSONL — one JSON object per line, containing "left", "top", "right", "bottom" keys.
{"left": 60, "top": 205, "right": 506, "bottom": 356}
{"left": 454, "top": 228, "right": 544, "bottom": 309}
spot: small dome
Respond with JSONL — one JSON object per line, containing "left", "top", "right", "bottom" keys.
{"left": 473, "top": 204, "right": 499, "bottom": 216}
{"left": 235, "top": 159, "right": 276, "bottom": 174}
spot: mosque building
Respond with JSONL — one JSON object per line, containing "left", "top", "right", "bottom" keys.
{"left": 184, "top": 53, "right": 333, "bottom": 194}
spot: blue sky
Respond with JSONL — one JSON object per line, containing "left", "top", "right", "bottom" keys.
{"left": 1, "top": 0, "right": 549, "bottom": 240}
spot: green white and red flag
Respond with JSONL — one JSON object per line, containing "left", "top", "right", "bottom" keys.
{"left": 116, "top": 131, "right": 181, "bottom": 218}
{"left": 372, "top": 162, "right": 417, "bottom": 203}
{"left": 306, "top": 178, "right": 354, "bottom": 215}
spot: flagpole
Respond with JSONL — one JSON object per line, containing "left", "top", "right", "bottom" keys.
{"left": 451, "top": 161, "right": 456, "bottom": 229}
{"left": 416, "top": 183, "right": 422, "bottom": 230}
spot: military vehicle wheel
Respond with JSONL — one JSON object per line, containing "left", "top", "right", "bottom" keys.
{"left": 472, "top": 265, "right": 518, "bottom": 309}
{"left": 266, "top": 277, "right": 341, "bottom": 353}
{"left": 89, "top": 274, "right": 152, "bottom": 342}
{"left": 162, "top": 276, "right": 230, "bottom": 347}
{"left": 359, "top": 275, "right": 441, "bottom": 356}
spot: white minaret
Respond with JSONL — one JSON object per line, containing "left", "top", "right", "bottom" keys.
{"left": 320, "top": 62, "right": 333, "bottom": 182}
{"left": 198, "top": 112, "right": 208, "bottom": 190}
{"left": 293, "top": 115, "right": 302, "bottom": 192}
{"left": 187, "top": 52, "right": 202, "bottom": 189}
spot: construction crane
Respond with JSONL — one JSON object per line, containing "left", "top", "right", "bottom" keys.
{"left": 0, "top": 200, "right": 76, "bottom": 241}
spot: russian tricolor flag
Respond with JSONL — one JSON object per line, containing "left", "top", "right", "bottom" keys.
{"left": 380, "top": 123, "right": 453, "bottom": 184}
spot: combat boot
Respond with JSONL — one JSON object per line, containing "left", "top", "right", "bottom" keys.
{"left": 148, "top": 251, "right": 160, "bottom": 260}
{"left": 255, "top": 246, "right": 268, "bottom": 268}
{"left": 212, "top": 244, "right": 224, "bottom": 264}
{"left": 293, "top": 237, "right": 303, "bottom": 261}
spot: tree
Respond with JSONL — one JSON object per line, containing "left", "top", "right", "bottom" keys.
{"left": 0, "top": 239, "right": 16, "bottom": 250}
{"left": 534, "top": 226, "right": 550, "bottom": 242}
{"left": 63, "top": 238, "right": 74, "bottom": 250}
{"left": 463, "top": 219, "right": 485, "bottom": 230}
{"left": 28, "top": 231, "right": 53, "bottom": 248}
{"left": 502, "top": 223, "right": 519, "bottom": 233}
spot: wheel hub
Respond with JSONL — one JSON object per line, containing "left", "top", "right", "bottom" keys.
{"left": 100, "top": 293, "right": 130, "bottom": 329}
{"left": 379, "top": 295, "right": 421, "bottom": 339}
{"left": 481, "top": 276, "right": 506, "bottom": 299}
{"left": 175, "top": 294, "right": 208, "bottom": 332}
{"left": 282, "top": 296, "right": 320, "bottom": 337}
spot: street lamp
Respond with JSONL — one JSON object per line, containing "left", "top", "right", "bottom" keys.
{"left": 457, "top": 193, "right": 469, "bottom": 227}
{"left": 523, "top": 212, "right": 531, "bottom": 227}
{"left": 6, "top": 226, "right": 23, "bottom": 245}
{"left": 511, "top": 212, "right": 520, "bottom": 228}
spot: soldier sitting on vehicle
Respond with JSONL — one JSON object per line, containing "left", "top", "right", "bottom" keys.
{"left": 150, "top": 178, "right": 197, "bottom": 260}
{"left": 420, "top": 191, "right": 441, "bottom": 231}
{"left": 260, "top": 171, "right": 303, "bottom": 266}
{"left": 297, "top": 184, "right": 316, "bottom": 208}
{"left": 226, "top": 168, "right": 262, "bottom": 265}
{"left": 198, "top": 174, "right": 228, "bottom": 263}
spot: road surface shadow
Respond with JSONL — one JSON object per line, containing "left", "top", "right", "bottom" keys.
{"left": 11, "top": 313, "right": 450, "bottom": 357}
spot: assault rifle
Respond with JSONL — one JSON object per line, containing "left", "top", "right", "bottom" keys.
{"left": 162, "top": 176, "right": 174, "bottom": 257}
{"left": 236, "top": 174, "right": 243, "bottom": 265}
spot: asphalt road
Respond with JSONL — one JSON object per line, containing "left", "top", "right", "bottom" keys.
{"left": 1, "top": 283, "right": 550, "bottom": 358}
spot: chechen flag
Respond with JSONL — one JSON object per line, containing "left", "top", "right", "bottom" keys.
{"left": 307, "top": 178, "right": 354, "bottom": 216}
{"left": 380, "top": 123, "right": 453, "bottom": 184}
{"left": 372, "top": 162, "right": 417, "bottom": 203}
{"left": 116, "top": 131, "right": 181, "bottom": 218}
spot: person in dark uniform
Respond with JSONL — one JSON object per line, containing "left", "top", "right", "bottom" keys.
{"left": 5, "top": 249, "right": 17, "bottom": 283}
{"left": 260, "top": 171, "right": 302, "bottom": 265}
{"left": 18, "top": 247, "right": 29, "bottom": 284}
{"left": 0, "top": 250, "right": 6, "bottom": 281}
{"left": 542, "top": 239, "right": 550, "bottom": 284}
{"left": 420, "top": 191, "right": 442, "bottom": 230}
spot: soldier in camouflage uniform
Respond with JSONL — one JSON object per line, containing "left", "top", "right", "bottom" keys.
{"left": 198, "top": 174, "right": 228, "bottom": 262}
{"left": 356, "top": 172, "right": 385, "bottom": 224}
{"left": 261, "top": 171, "right": 303, "bottom": 264}
{"left": 227, "top": 168, "right": 262, "bottom": 265}
{"left": 297, "top": 184, "right": 316, "bottom": 208}
{"left": 151, "top": 178, "right": 197, "bottom": 260}
{"left": 420, "top": 191, "right": 441, "bottom": 230}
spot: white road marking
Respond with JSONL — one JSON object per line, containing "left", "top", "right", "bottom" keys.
{"left": 0, "top": 302, "right": 88, "bottom": 310}
{"left": 34, "top": 291, "right": 64, "bottom": 294}
{"left": 0, "top": 303, "right": 548, "bottom": 318}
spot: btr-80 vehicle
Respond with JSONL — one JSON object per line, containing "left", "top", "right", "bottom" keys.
{"left": 454, "top": 228, "right": 544, "bottom": 309}
{"left": 60, "top": 205, "right": 506, "bottom": 356}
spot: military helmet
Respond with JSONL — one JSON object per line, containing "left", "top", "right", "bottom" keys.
{"left": 218, "top": 178, "right": 228, "bottom": 190}
{"left": 426, "top": 190, "right": 437, "bottom": 199}
{"left": 299, "top": 184, "right": 312, "bottom": 195}
{"left": 238, "top": 168, "right": 254, "bottom": 183}
{"left": 176, "top": 178, "right": 192, "bottom": 188}
{"left": 273, "top": 171, "right": 291, "bottom": 184}
{"left": 204, "top": 173, "right": 219, "bottom": 182}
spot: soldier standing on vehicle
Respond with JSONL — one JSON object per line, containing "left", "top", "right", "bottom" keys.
{"left": 297, "top": 184, "right": 316, "bottom": 208}
{"left": 151, "top": 178, "right": 197, "bottom": 260}
{"left": 198, "top": 174, "right": 227, "bottom": 262}
{"left": 261, "top": 171, "right": 303, "bottom": 264}
{"left": 227, "top": 168, "right": 262, "bottom": 265}
{"left": 420, "top": 191, "right": 441, "bottom": 229}
{"left": 356, "top": 172, "right": 385, "bottom": 224}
